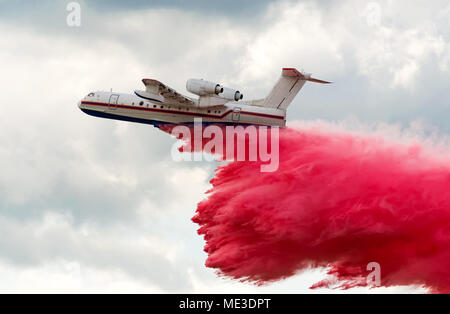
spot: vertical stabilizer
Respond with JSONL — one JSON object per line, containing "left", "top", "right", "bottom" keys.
{"left": 261, "top": 68, "right": 331, "bottom": 110}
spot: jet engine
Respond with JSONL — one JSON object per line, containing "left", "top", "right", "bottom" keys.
{"left": 186, "top": 79, "right": 223, "bottom": 96}
{"left": 221, "top": 87, "right": 243, "bottom": 101}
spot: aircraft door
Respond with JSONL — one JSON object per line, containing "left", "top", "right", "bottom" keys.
{"left": 232, "top": 107, "right": 241, "bottom": 122}
{"left": 109, "top": 94, "right": 119, "bottom": 110}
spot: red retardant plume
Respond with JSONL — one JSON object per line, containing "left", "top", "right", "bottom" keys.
{"left": 162, "top": 123, "right": 450, "bottom": 293}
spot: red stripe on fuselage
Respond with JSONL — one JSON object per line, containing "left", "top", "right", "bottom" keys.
{"left": 80, "top": 101, "right": 285, "bottom": 120}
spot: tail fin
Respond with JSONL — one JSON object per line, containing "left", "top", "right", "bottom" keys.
{"left": 261, "top": 68, "right": 331, "bottom": 110}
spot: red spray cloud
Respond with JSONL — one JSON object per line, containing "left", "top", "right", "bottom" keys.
{"left": 162, "top": 123, "right": 450, "bottom": 293}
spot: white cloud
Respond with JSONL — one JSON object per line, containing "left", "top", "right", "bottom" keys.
{"left": 0, "top": 0, "right": 449, "bottom": 293}
{"left": 237, "top": 1, "right": 344, "bottom": 89}
{"left": 355, "top": 22, "right": 448, "bottom": 89}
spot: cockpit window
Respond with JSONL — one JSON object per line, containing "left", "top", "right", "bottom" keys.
{"left": 87, "top": 92, "right": 95, "bottom": 97}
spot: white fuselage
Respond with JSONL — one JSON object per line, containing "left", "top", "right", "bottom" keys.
{"left": 78, "top": 91, "right": 286, "bottom": 127}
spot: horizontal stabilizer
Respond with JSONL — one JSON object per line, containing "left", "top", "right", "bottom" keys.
{"left": 282, "top": 68, "right": 331, "bottom": 84}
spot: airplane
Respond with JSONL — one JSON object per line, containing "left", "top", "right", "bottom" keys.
{"left": 78, "top": 68, "right": 330, "bottom": 128}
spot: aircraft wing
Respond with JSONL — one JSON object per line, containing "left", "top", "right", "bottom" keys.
{"left": 142, "top": 78, "right": 196, "bottom": 106}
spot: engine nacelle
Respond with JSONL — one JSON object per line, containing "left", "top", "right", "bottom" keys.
{"left": 221, "top": 87, "right": 243, "bottom": 101}
{"left": 186, "top": 79, "right": 223, "bottom": 96}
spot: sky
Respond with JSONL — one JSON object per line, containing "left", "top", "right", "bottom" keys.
{"left": 0, "top": 0, "right": 449, "bottom": 293}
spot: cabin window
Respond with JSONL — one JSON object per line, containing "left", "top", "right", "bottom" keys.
{"left": 139, "top": 101, "right": 144, "bottom": 106}
{"left": 160, "top": 105, "right": 164, "bottom": 109}
{"left": 153, "top": 105, "right": 156, "bottom": 108}
{"left": 87, "top": 92, "right": 95, "bottom": 97}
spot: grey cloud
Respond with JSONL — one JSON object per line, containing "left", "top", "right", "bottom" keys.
{"left": 90, "top": 0, "right": 275, "bottom": 16}
{"left": 0, "top": 0, "right": 275, "bottom": 29}
{"left": 0, "top": 0, "right": 449, "bottom": 293}
{"left": 0, "top": 215, "right": 192, "bottom": 290}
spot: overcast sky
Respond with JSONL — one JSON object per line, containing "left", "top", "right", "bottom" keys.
{"left": 0, "top": 0, "right": 448, "bottom": 293}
